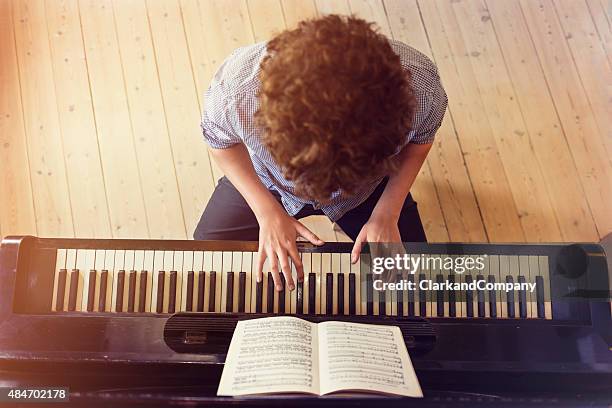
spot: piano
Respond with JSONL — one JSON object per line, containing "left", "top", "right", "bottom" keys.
{"left": 0, "top": 235, "right": 610, "bottom": 407}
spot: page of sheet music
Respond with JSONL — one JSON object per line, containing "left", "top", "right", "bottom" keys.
{"left": 318, "top": 321, "right": 423, "bottom": 397}
{"left": 217, "top": 316, "right": 320, "bottom": 396}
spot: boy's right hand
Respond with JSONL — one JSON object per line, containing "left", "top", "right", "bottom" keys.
{"left": 256, "top": 207, "right": 324, "bottom": 291}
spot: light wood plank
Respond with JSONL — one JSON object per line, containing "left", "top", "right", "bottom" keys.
{"left": 79, "top": 0, "right": 149, "bottom": 238}
{"left": 585, "top": 0, "right": 612, "bottom": 65}
{"left": 417, "top": 0, "right": 525, "bottom": 242}
{"left": 315, "top": 0, "right": 351, "bottom": 15}
{"left": 486, "top": 0, "right": 599, "bottom": 241}
{"left": 521, "top": 0, "right": 612, "bottom": 237}
{"left": 449, "top": 0, "right": 561, "bottom": 242}
{"left": 146, "top": 0, "right": 217, "bottom": 238}
{"left": 0, "top": 0, "right": 36, "bottom": 237}
{"left": 554, "top": 0, "right": 611, "bottom": 158}
{"left": 13, "top": 0, "right": 74, "bottom": 237}
{"left": 113, "top": 0, "right": 187, "bottom": 239}
{"left": 45, "top": 0, "right": 112, "bottom": 238}
{"left": 247, "top": 0, "right": 286, "bottom": 41}
{"left": 281, "top": 0, "right": 319, "bottom": 28}
{"left": 385, "top": 0, "right": 486, "bottom": 241}
{"left": 348, "top": 0, "right": 392, "bottom": 37}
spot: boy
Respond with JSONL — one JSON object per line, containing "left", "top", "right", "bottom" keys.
{"left": 195, "top": 15, "right": 447, "bottom": 292}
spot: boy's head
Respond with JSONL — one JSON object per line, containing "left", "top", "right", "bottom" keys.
{"left": 255, "top": 14, "right": 416, "bottom": 202}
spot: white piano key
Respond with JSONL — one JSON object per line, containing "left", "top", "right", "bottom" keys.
{"left": 539, "top": 256, "right": 552, "bottom": 319}
{"left": 412, "top": 254, "right": 422, "bottom": 317}
{"left": 142, "top": 250, "right": 155, "bottom": 312}
{"left": 481, "top": 255, "right": 490, "bottom": 318}
{"left": 507, "top": 255, "right": 520, "bottom": 318}
{"left": 102, "top": 250, "right": 115, "bottom": 312}
{"left": 52, "top": 249, "right": 67, "bottom": 311}
{"left": 202, "top": 251, "right": 214, "bottom": 312}
{"left": 230, "top": 251, "right": 242, "bottom": 313}
{"left": 214, "top": 252, "right": 225, "bottom": 312}
{"left": 169, "top": 251, "right": 183, "bottom": 313}
{"left": 161, "top": 251, "right": 174, "bottom": 313}
{"left": 312, "top": 253, "right": 322, "bottom": 315}
{"left": 122, "top": 250, "right": 135, "bottom": 312}
{"left": 192, "top": 251, "right": 204, "bottom": 312}
{"left": 516, "top": 255, "right": 535, "bottom": 319}
{"left": 181, "top": 251, "right": 194, "bottom": 312}
{"left": 455, "top": 255, "right": 465, "bottom": 318}
{"left": 499, "top": 255, "right": 510, "bottom": 319}
{"left": 249, "top": 252, "right": 259, "bottom": 313}
{"left": 302, "top": 253, "right": 312, "bottom": 314}
{"left": 359, "top": 253, "right": 369, "bottom": 316}
{"left": 73, "top": 249, "right": 89, "bottom": 312}
{"left": 242, "top": 252, "right": 253, "bottom": 313}
{"left": 92, "top": 249, "right": 105, "bottom": 312}
{"left": 526, "top": 255, "right": 538, "bottom": 319}
{"left": 80, "top": 249, "right": 97, "bottom": 312}
{"left": 331, "top": 253, "right": 340, "bottom": 315}
{"left": 350, "top": 252, "right": 361, "bottom": 315}
{"left": 111, "top": 250, "right": 125, "bottom": 313}
{"left": 341, "top": 253, "right": 351, "bottom": 315}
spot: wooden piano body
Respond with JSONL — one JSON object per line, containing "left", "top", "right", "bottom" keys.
{"left": 0, "top": 236, "right": 610, "bottom": 407}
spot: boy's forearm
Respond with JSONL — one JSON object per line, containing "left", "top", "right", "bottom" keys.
{"left": 371, "top": 142, "right": 433, "bottom": 221}
{"left": 209, "top": 145, "right": 283, "bottom": 219}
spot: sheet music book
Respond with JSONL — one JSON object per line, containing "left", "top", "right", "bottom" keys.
{"left": 217, "top": 316, "right": 423, "bottom": 397}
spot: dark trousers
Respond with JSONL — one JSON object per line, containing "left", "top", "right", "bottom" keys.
{"left": 194, "top": 176, "right": 427, "bottom": 242}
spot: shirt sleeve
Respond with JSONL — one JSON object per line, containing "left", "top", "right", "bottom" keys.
{"left": 200, "top": 69, "right": 242, "bottom": 149}
{"left": 409, "top": 79, "right": 448, "bottom": 145}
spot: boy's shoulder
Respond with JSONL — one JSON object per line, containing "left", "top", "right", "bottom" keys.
{"left": 387, "top": 38, "right": 443, "bottom": 95}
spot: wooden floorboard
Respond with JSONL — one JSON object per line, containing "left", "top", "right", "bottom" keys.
{"left": 1, "top": 0, "right": 609, "bottom": 243}
{"left": 0, "top": 0, "right": 36, "bottom": 237}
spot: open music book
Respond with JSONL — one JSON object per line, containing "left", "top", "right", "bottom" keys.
{"left": 217, "top": 316, "right": 423, "bottom": 397}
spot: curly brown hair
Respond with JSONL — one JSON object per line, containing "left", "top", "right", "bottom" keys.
{"left": 255, "top": 14, "right": 416, "bottom": 202}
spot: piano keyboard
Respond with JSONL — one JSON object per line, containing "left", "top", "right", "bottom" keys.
{"left": 50, "top": 249, "right": 552, "bottom": 319}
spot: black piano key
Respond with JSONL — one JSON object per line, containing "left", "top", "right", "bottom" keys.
{"left": 326, "top": 273, "right": 333, "bottom": 315}
{"left": 396, "top": 274, "right": 403, "bottom": 316}
{"left": 238, "top": 272, "right": 246, "bottom": 313}
{"left": 116, "top": 270, "right": 125, "bottom": 313}
{"left": 138, "top": 271, "right": 147, "bottom": 312}
{"left": 419, "top": 273, "right": 427, "bottom": 316}
{"left": 308, "top": 273, "right": 316, "bottom": 314}
{"left": 506, "top": 275, "right": 515, "bottom": 318}
{"left": 168, "top": 271, "right": 177, "bottom": 313}
{"left": 99, "top": 270, "right": 108, "bottom": 312}
{"left": 156, "top": 271, "right": 165, "bottom": 313}
{"left": 366, "top": 274, "right": 373, "bottom": 315}
{"left": 296, "top": 280, "right": 304, "bottom": 314}
{"left": 87, "top": 270, "right": 96, "bottom": 312}
{"left": 488, "top": 275, "right": 497, "bottom": 318}
{"left": 536, "top": 275, "right": 545, "bottom": 318}
{"left": 68, "top": 269, "right": 79, "bottom": 311}
{"left": 407, "top": 275, "right": 415, "bottom": 316}
{"left": 378, "top": 286, "right": 386, "bottom": 316}
{"left": 348, "top": 273, "right": 356, "bottom": 315}
{"left": 436, "top": 274, "right": 444, "bottom": 317}
{"left": 448, "top": 274, "right": 456, "bottom": 317}
{"left": 208, "top": 271, "right": 216, "bottom": 312}
{"left": 465, "top": 275, "right": 474, "bottom": 317}
{"left": 477, "top": 274, "right": 485, "bottom": 317}
{"left": 278, "top": 274, "right": 286, "bottom": 314}
{"left": 256, "top": 279, "right": 263, "bottom": 313}
{"left": 226, "top": 271, "right": 234, "bottom": 313}
{"left": 128, "top": 270, "right": 136, "bottom": 313}
{"left": 518, "top": 275, "right": 527, "bottom": 318}
{"left": 197, "top": 271, "right": 205, "bottom": 312}
{"left": 337, "top": 273, "right": 344, "bottom": 315}
{"left": 186, "top": 271, "right": 194, "bottom": 312}
{"left": 267, "top": 272, "right": 274, "bottom": 313}
{"left": 56, "top": 269, "right": 67, "bottom": 311}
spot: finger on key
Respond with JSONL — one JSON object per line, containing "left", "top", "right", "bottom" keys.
{"left": 269, "top": 252, "right": 283, "bottom": 291}
{"left": 288, "top": 246, "right": 304, "bottom": 283}
{"left": 280, "top": 252, "right": 295, "bottom": 290}
{"left": 256, "top": 250, "right": 266, "bottom": 283}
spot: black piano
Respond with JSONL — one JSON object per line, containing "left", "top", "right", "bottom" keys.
{"left": 0, "top": 236, "right": 610, "bottom": 407}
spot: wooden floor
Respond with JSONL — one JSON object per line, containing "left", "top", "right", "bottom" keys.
{"left": 0, "top": 0, "right": 610, "bottom": 243}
